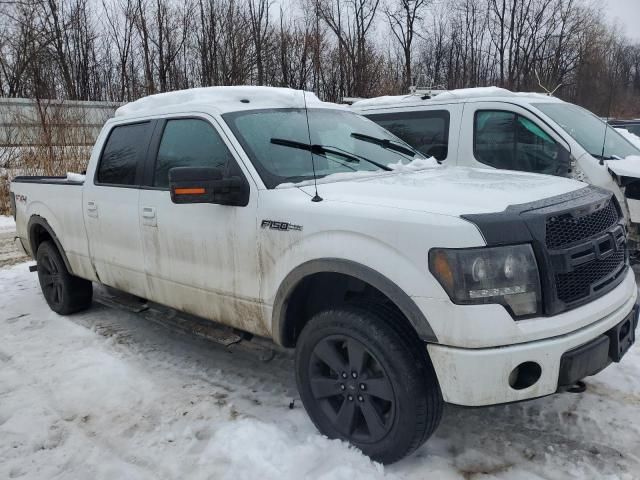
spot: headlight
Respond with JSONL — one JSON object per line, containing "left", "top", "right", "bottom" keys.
{"left": 429, "top": 244, "right": 541, "bottom": 318}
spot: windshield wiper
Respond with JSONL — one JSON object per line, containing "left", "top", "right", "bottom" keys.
{"left": 350, "top": 132, "right": 416, "bottom": 157}
{"left": 270, "top": 138, "right": 391, "bottom": 171}
{"left": 591, "top": 153, "right": 622, "bottom": 161}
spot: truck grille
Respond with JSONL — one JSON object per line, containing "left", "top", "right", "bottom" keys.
{"left": 545, "top": 197, "right": 627, "bottom": 308}
{"left": 555, "top": 249, "right": 626, "bottom": 304}
{"left": 546, "top": 199, "right": 619, "bottom": 249}
{"left": 461, "top": 186, "right": 628, "bottom": 317}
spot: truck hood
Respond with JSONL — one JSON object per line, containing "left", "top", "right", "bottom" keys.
{"left": 300, "top": 166, "right": 585, "bottom": 216}
{"left": 606, "top": 156, "right": 640, "bottom": 179}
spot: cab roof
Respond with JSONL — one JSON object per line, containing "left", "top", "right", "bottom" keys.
{"left": 351, "top": 86, "right": 565, "bottom": 110}
{"left": 115, "top": 86, "right": 343, "bottom": 118}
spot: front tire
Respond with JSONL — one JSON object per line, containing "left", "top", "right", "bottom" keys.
{"left": 36, "top": 241, "right": 93, "bottom": 315}
{"left": 295, "top": 304, "right": 443, "bottom": 464}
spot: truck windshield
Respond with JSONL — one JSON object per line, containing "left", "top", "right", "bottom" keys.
{"left": 223, "top": 108, "right": 422, "bottom": 188}
{"left": 533, "top": 102, "right": 640, "bottom": 160}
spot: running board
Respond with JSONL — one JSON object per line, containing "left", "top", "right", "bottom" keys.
{"left": 93, "top": 286, "right": 281, "bottom": 360}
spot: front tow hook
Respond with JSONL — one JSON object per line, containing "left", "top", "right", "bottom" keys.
{"left": 559, "top": 380, "right": 587, "bottom": 394}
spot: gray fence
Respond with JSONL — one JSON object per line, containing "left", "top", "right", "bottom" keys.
{"left": 0, "top": 98, "right": 121, "bottom": 148}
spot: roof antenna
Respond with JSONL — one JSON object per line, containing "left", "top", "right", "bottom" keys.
{"left": 536, "top": 70, "right": 562, "bottom": 96}
{"left": 599, "top": 81, "right": 615, "bottom": 166}
{"left": 302, "top": 90, "right": 322, "bottom": 202}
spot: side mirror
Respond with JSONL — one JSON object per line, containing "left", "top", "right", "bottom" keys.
{"left": 169, "top": 167, "right": 249, "bottom": 206}
{"left": 169, "top": 167, "right": 220, "bottom": 204}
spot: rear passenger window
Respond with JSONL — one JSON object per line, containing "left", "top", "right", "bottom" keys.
{"left": 153, "top": 119, "right": 235, "bottom": 188}
{"left": 97, "top": 122, "right": 151, "bottom": 185}
{"left": 366, "top": 110, "right": 450, "bottom": 160}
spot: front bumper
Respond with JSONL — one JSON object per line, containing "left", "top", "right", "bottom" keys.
{"left": 427, "top": 292, "right": 638, "bottom": 406}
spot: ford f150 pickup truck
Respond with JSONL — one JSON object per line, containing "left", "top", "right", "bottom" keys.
{"left": 10, "top": 86, "right": 639, "bottom": 464}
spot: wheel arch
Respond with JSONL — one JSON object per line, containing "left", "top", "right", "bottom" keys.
{"left": 27, "top": 215, "right": 73, "bottom": 272}
{"left": 272, "top": 258, "right": 437, "bottom": 347}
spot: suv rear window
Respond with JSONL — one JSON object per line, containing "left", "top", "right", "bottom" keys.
{"left": 365, "top": 110, "right": 450, "bottom": 161}
{"left": 97, "top": 122, "right": 151, "bottom": 186}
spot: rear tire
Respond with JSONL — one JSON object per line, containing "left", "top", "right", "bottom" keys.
{"left": 295, "top": 304, "right": 443, "bottom": 464}
{"left": 36, "top": 241, "right": 93, "bottom": 315}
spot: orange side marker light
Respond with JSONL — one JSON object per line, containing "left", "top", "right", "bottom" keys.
{"left": 174, "top": 187, "right": 206, "bottom": 195}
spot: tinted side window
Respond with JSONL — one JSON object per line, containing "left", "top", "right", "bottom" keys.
{"left": 97, "top": 122, "right": 151, "bottom": 185}
{"left": 366, "top": 110, "right": 450, "bottom": 160}
{"left": 153, "top": 119, "right": 235, "bottom": 188}
{"left": 474, "top": 111, "right": 516, "bottom": 170}
{"left": 474, "top": 110, "right": 564, "bottom": 176}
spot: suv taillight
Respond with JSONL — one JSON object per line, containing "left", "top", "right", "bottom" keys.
{"left": 10, "top": 191, "right": 16, "bottom": 220}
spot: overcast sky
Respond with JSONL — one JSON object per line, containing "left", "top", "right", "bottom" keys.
{"left": 604, "top": 0, "right": 640, "bottom": 41}
{"left": 272, "top": 0, "right": 639, "bottom": 42}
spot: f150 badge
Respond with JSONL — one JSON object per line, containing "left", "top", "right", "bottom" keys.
{"left": 261, "top": 220, "right": 303, "bottom": 232}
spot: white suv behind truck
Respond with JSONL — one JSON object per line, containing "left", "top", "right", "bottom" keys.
{"left": 10, "top": 87, "right": 638, "bottom": 463}
{"left": 352, "top": 87, "right": 640, "bottom": 251}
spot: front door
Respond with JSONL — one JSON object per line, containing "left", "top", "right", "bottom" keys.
{"left": 138, "top": 115, "right": 265, "bottom": 335}
{"left": 459, "top": 102, "right": 572, "bottom": 177}
{"left": 83, "top": 121, "right": 153, "bottom": 298}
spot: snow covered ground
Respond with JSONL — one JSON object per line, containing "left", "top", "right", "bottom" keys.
{"left": 0, "top": 216, "right": 28, "bottom": 269}
{"left": 0, "top": 239, "right": 639, "bottom": 478}
{"left": 0, "top": 215, "right": 16, "bottom": 232}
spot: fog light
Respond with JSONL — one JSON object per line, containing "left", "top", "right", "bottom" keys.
{"left": 508, "top": 362, "right": 542, "bottom": 390}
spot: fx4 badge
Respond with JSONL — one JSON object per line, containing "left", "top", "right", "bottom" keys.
{"left": 261, "top": 220, "right": 303, "bottom": 232}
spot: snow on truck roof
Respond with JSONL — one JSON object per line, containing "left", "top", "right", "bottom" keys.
{"left": 115, "top": 86, "right": 342, "bottom": 117}
{"left": 351, "top": 86, "right": 563, "bottom": 109}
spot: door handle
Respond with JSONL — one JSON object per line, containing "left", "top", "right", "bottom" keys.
{"left": 141, "top": 206, "right": 157, "bottom": 227}
{"left": 142, "top": 207, "right": 156, "bottom": 218}
{"left": 87, "top": 201, "right": 98, "bottom": 218}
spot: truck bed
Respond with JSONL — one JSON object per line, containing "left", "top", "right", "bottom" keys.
{"left": 10, "top": 176, "right": 95, "bottom": 281}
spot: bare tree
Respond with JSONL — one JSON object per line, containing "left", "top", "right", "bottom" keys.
{"left": 0, "top": 0, "right": 638, "bottom": 115}
{"left": 248, "top": 0, "right": 271, "bottom": 84}
{"left": 101, "top": 0, "right": 135, "bottom": 100}
{"left": 384, "top": 0, "right": 430, "bottom": 90}
{"left": 319, "top": 0, "right": 382, "bottom": 97}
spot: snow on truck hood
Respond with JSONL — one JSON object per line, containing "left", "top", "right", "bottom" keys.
{"left": 299, "top": 166, "right": 586, "bottom": 217}
{"left": 606, "top": 156, "right": 640, "bottom": 179}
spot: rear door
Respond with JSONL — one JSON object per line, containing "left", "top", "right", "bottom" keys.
{"left": 83, "top": 121, "right": 154, "bottom": 297}
{"left": 364, "top": 105, "right": 462, "bottom": 164}
{"left": 137, "top": 115, "right": 265, "bottom": 335}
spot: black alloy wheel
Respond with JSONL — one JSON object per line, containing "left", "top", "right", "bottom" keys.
{"left": 38, "top": 247, "right": 64, "bottom": 309}
{"left": 36, "top": 241, "right": 93, "bottom": 315}
{"left": 296, "top": 304, "right": 443, "bottom": 464}
{"left": 309, "top": 334, "right": 395, "bottom": 443}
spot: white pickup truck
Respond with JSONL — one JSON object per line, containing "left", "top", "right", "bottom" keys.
{"left": 10, "top": 86, "right": 638, "bottom": 464}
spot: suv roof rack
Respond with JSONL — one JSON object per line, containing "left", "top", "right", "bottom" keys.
{"left": 408, "top": 86, "right": 448, "bottom": 99}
